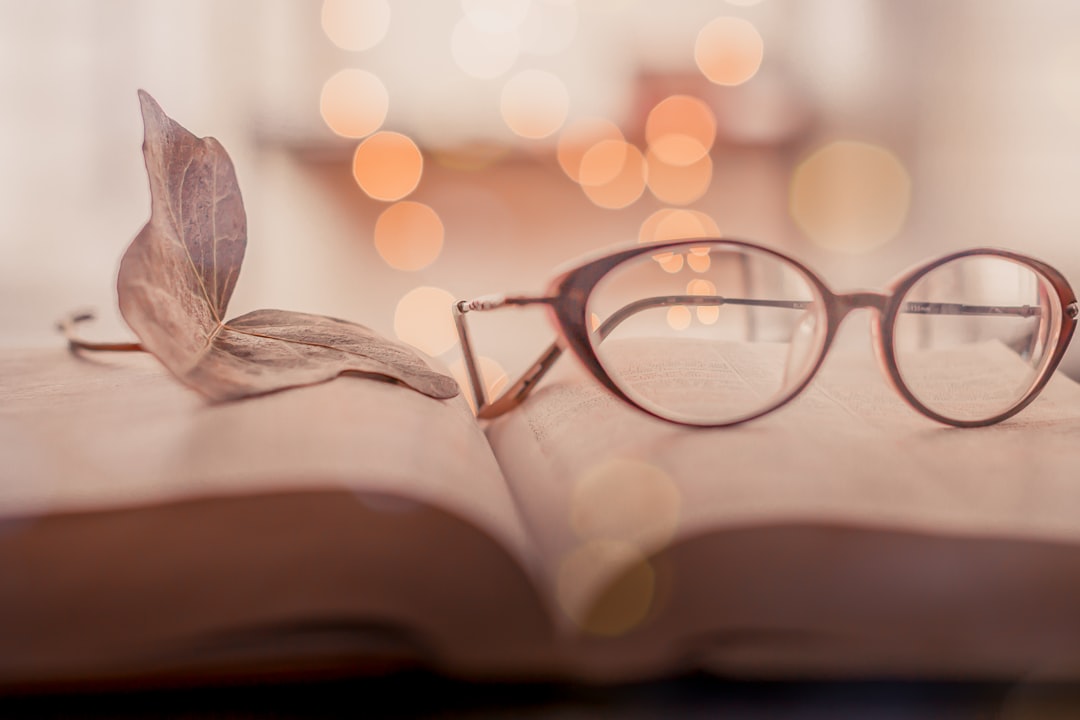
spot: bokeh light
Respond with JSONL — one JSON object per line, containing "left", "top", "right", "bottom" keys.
{"left": 393, "top": 286, "right": 459, "bottom": 356}
{"left": 561, "top": 118, "right": 622, "bottom": 181}
{"left": 645, "top": 95, "right": 716, "bottom": 166}
{"left": 580, "top": 141, "right": 647, "bottom": 209}
{"left": 579, "top": 139, "right": 629, "bottom": 187}
{"left": 643, "top": 97, "right": 715, "bottom": 206}
{"left": 648, "top": 134, "right": 708, "bottom": 167}
{"left": 687, "top": 245, "right": 711, "bottom": 273}
{"left": 321, "top": 0, "right": 391, "bottom": 52}
{"left": 687, "top": 278, "right": 719, "bottom": 323}
{"left": 639, "top": 208, "right": 721, "bottom": 244}
{"left": 557, "top": 118, "right": 624, "bottom": 182}
{"left": 666, "top": 305, "right": 691, "bottom": 330}
{"left": 557, "top": 540, "right": 655, "bottom": 637}
{"left": 320, "top": 69, "right": 389, "bottom": 139}
{"left": 790, "top": 140, "right": 912, "bottom": 253}
{"left": 451, "top": 18, "right": 520, "bottom": 79}
{"left": 695, "top": 17, "right": 764, "bottom": 86}
{"left": 352, "top": 131, "right": 424, "bottom": 201}
{"left": 374, "top": 201, "right": 444, "bottom": 271}
{"left": 655, "top": 252, "right": 685, "bottom": 274}
{"left": 646, "top": 149, "right": 713, "bottom": 205}
{"left": 686, "top": 278, "right": 716, "bottom": 296}
{"left": 571, "top": 457, "right": 681, "bottom": 550}
{"left": 449, "top": 355, "right": 509, "bottom": 413}
{"left": 500, "top": 69, "right": 570, "bottom": 139}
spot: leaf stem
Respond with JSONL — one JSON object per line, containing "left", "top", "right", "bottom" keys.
{"left": 57, "top": 311, "right": 144, "bottom": 352}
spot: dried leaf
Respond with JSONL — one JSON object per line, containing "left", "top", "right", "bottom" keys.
{"left": 116, "top": 91, "right": 458, "bottom": 402}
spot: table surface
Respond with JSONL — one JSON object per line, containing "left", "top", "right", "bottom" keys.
{"left": 4, "top": 674, "right": 1080, "bottom": 719}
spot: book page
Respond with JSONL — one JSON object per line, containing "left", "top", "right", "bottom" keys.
{"left": 0, "top": 348, "right": 565, "bottom": 684}
{"left": 486, "top": 337, "right": 1080, "bottom": 649}
{"left": 0, "top": 348, "right": 535, "bottom": 570}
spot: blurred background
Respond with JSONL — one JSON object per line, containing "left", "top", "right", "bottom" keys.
{"left": 3, "top": 0, "right": 1080, "bottom": 391}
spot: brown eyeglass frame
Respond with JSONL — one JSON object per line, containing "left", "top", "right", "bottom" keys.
{"left": 454, "top": 239, "right": 1079, "bottom": 429}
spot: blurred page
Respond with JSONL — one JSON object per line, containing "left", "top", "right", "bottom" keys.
{"left": 0, "top": 348, "right": 534, "bottom": 570}
{"left": 486, "top": 339, "right": 1080, "bottom": 639}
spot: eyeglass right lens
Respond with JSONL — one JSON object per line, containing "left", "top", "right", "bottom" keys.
{"left": 585, "top": 242, "right": 824, "bottom": 426}
{"left": 892, "top": 254, "right": 1057, "bottom": 423}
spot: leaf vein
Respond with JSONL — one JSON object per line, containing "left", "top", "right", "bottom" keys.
{"left": 225, "top": 325, "right": 393, "bottom": 366}
{"left": 211, "top": 152, "right": 219, "bottom": 313}
{"left": 174, "top": 153, "right": 221, "bottom": 324}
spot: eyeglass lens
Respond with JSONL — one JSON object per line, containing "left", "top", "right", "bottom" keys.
{"left": 892, "top": 255, "right": 1056, "bottom": 423}
{"left": 584, "top": 243, "right": 824, "bottom": 425}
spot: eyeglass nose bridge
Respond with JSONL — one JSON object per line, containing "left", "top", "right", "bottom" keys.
{"left": 815, "top": 291, "right": 895, "bottom": 395}
{"left": 829, "top": 290, "right": 889, "bottom": 323}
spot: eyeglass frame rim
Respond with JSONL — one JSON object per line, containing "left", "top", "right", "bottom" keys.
{"left": 454, "top": 237, "right": 1078, "bottom": 429}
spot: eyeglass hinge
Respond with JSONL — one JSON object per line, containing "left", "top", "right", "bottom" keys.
{"left": 458, "top": 294, "right": 506, "bottom": 313}
{"left": 1067, "top": 302, "right": 1079, "bottom": 320}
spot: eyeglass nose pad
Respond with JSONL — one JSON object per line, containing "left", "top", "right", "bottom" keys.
{"left": 782, "top": 310, "right": 820, "bottom": 388}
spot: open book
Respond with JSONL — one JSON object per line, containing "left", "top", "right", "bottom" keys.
{"left": 4, "top": 340, "right": 1080, "bottom": 690}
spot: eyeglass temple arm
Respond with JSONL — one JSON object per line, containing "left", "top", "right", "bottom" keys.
{"left": 454, "top": 295, "right": 566, "bottom": 419}
{"left": 898, "top": 301, "right": 1042, "bottom": 317}
{"left": 453, "top": 294, "right": 814, "bottom": 419}
{"left": 454, "top": 293, "right": 1043, "bottom": 419}
{"left": 598, "top": 297, "right": 1041, "bottom": 345}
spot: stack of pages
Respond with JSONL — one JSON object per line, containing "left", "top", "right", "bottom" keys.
{"left": 3, "top": 343, "right": 1080, "bottom": 689}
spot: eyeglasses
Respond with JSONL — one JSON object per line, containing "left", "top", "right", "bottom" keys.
{"left": 454, "top": 239, "right": 1078, "bottom": 428}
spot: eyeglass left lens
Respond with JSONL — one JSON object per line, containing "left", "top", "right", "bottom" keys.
{"left": 891, "top": 254, "right": 1058, "bottom": 424}
{"left": 585, "top": 241, "right": 825, "bottom": 426}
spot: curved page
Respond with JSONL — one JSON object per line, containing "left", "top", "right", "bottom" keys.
{"left": 0, "top": 348, "right": 553, "bottom": 685}
{"left": 486, "top": 338, "right": 1080, "bottom": 679}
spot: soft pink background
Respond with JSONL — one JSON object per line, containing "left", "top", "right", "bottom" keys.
{"left": 3, "top": 1, "right": 1080, "bottom": 381}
